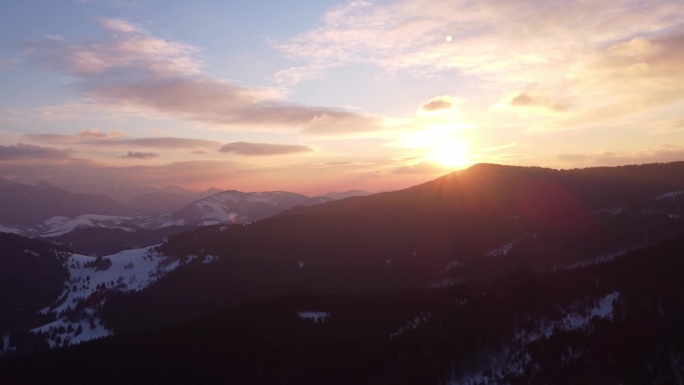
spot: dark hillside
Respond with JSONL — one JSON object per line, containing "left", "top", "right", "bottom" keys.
{"left": 100, "top": 163, "right": 684, "bottom": 333}
{"left": 3, "top": 235, "right": 684, "bottom": 384}
{"left": 0, "top": 233, "right": 69, "bottom": 333}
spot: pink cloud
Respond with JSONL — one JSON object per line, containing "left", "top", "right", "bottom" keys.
{"left": 25, "top": 18, "right": 383, "bottom": 134}
{"left": 219, "top": 142, "right": 313, "bottom": 156}
{"left": 120, "top": 151, "right": 159, "bottom": 159}
{"left": 0, "top": 143, "right": 73, "bottom": 160}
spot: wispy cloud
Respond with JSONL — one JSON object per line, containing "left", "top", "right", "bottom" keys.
{"left": 219, "top": 142, "right": 313, "bottom": 156}
{"left": 276, "top": 0, "right": 684, "bottom": 131}
{"left": 277, "top": 0, "right": 684, "bottom": 83}
{"left": 596, "top": 144, "right": 684, "bottom": 166}
{"left": 26, "top": 132, "right": 223, "bottom": 150}
{"left": 508, "top": 92, "right": 571, "bottom": 113}
{"left": 25, "top": 18, "right": 383, "bottom": 134}
{"left": 0, "top": 143, "right": 73, "bottom": 161}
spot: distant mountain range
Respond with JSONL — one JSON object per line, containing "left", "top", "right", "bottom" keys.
{"left": 0, "top": 178, "right": 370, "bottom": 239}
{"left": 0, "top": 178, "right": 131, "bottom": 226}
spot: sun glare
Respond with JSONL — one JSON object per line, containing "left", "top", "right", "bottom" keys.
{"left": 429, "top": 140, "right": 468, "bottom": 168}
{"left": 402, "top": 126, "right": 470, "bottom": 169}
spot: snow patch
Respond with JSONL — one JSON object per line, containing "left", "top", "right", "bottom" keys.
{"left": 391, "top": 311, "right": 431, "bottom": 338}
{"left": 656, "top": 191, "right": 684, "bottom": 201}
{"left": 592, "top": 207, "right": 624, "bottom": 215}
{"left": 487, "top": 242, "right": 514, "bottom": 258}
{"left": 515, "top": 291, "right": 620, "bottom": 344}
{"left": 297, "top": 311, "right": 331, "bottom": 323}
{"left": 39, "top": 214, "right": 137, "bottom": 237}
{"left": 33, "top": 245, "right": 184, "bottom": 348}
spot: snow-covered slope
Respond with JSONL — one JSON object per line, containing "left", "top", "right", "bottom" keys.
{"left": 0, "top": 190, "right": 336, "bottom": 237}
{"left": 29, "top": 246, "right": 215, "bottom": 348}
{"left": 169, "top": 190, "right": 334, "bottom": 226}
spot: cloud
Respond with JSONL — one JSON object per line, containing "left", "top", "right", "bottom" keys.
{"left": 648, "top": 119, "right": 684, "bottom": 133}
{"left": 509, "top": 92, "right": 570, "bottom": 113}
{"left": 77, "top": 129, "right": 125, "bottom": 139}
{"left": 596, "top": 144, "right": 684, "bottom": 166}
{"left": 421, "top": 98, "right": 451, "bottom": 112}
{"left": 419, "top": 95, "right": 462, "bottom": 114}
{"left": 25, "top": 18, "right": 383, "bottom": 135}
{"left": 0, "top": 143, "right": 73, "bottom": 161}
{"left": 120, "top": 151, "right": 159, "bottom": 159}
{"left": 26, "top": 133, "right": 223, "bottom": 150}
{"left": 0, "top": 158, "right": 246, "bottom": 189}
{"left": 276, "top": 0, "right": 684, "bottom": 83}
{"left": 276, "top": 0, "right": 684, "bottom": 131}
{"left": 219, "top": 142, "right": 313, "bottom": 156}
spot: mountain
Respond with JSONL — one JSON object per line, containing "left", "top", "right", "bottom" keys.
{"left": 0, "top": 236, "right": 196, "bottom": 355}
{"left": 0, "top": 180, "right": 133, "bottom": 226}
{"left": 95, "top": 162, "right": 684, "bottom": 333}
{"left": 126, "top": 189, "right": 221, "bottom": 216}
{"left": 167, "top": 190, "right": 335, "bottom": 226}
{"left": 3, "top": 234, "right": 684, "bottom": 384}
{"left": 50, "top": 183, "right": 222, "bottom": 205}
{"left": 3, "top": 162, "right": 684, "bottom": 383}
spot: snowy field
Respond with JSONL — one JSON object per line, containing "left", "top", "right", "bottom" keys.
{"left": 30, "top": 246, "right": 217, "bottom": 348}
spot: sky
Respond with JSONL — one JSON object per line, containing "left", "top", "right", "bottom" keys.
{"left": 1, "top": 0, "right": 684, "bottom": 195}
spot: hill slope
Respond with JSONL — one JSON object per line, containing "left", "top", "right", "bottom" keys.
{"left": 3, "top": 234, "right": 684, "bottom": 384}
{"left": 99, "top": 162, "right": 684, "bottom": 332}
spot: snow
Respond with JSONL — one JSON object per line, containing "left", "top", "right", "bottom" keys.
{"left": 39, "top": 214, "right": 137, "bottom": 237}
{"left": 202, "top": 255, "right": 218, "bottom": 264}
{"left": 390, "top": 311, "right": 431, "bottom": 338}
{"left": 450, "top": 292, "right": 620, "bottom": 384}
{"left": 2, "top": 334, "right": 10, "bottom": 354}
{"left": 563, "top": 246, "right": 642, "bottom": 269}
{"left": 431, "top": 277, "right": 464, "bottom": 288}
{"left": 297, "top": 311, "right": 331, "bottom": 322}
{"left": 0, "top": 225, "right": 21, "bottom": 234}
{"left": 514, "top": 291, "right": 620, "bottom": 344}
{"left": 31, "top": 317, "right": 110, "bottom": 348}
{"left": 445, "top": 260, "right": 463, "bottom": 271}
{"left": 592, "top": 207, "right": 624, "bottom": 215}
{"left": 656, "top": 191, "right": 684, "bottom": 200}
{"left": 246, "top": 195, "right": 278, "bottom": 206}
{"left": 487, "top": 242, "right": 514, "bottom": 258}
{"left": 32, "top": 245, "right": 184, "bottom": 348}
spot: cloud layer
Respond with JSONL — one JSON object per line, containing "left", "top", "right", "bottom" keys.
{"left": 27, "top": 19, "right": 383, "bottom": 134}
{"left": 0, "top": 143, "right": 73, "bottom": 160}
{"left": 219, "top": 142, "right": 313, "bottom": 156}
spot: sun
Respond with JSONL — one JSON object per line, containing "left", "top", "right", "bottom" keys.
{"left": 428, "top": 140, "right": 469, "bottom": 168}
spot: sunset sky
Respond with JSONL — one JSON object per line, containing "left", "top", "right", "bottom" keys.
{"left": 1, "top": 0, "right": 684, "bottom": 195}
